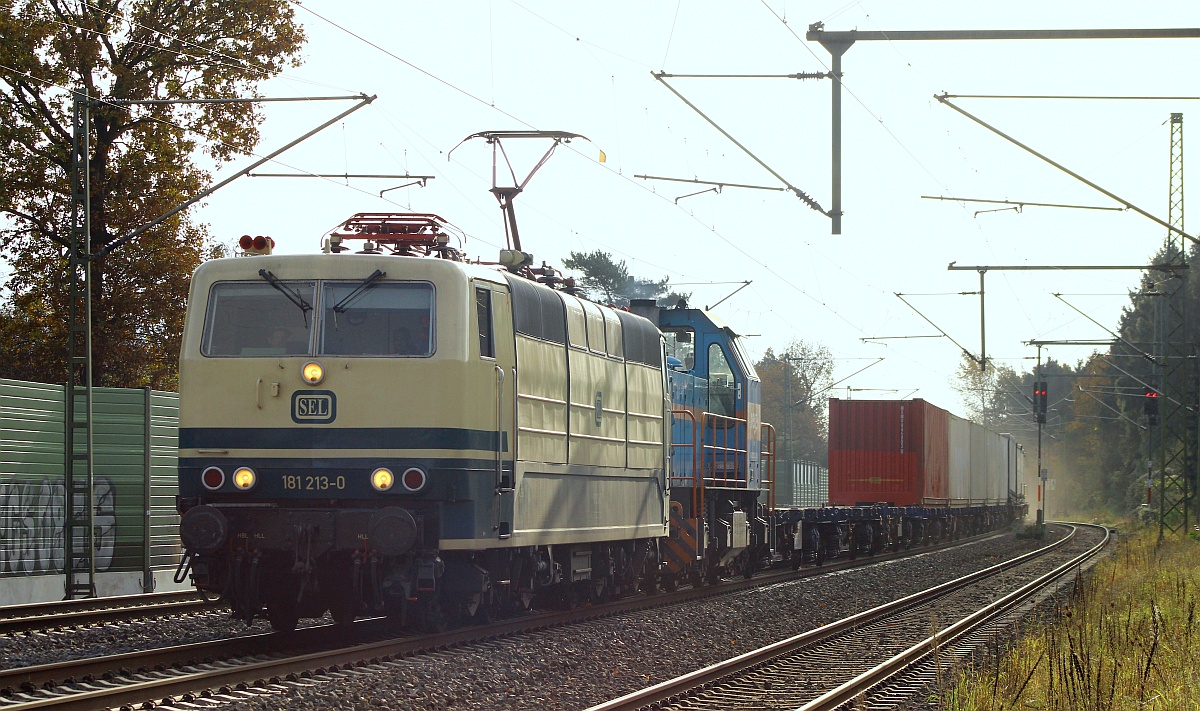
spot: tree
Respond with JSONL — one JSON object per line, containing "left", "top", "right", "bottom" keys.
{"left": 561, "top": 250, "right": 686, "bottom": 306}
{"left": 942, "top": 240, "right": 1200, "bottom": 521}
{"left": 0, "top": 1, "right": 306, "bottom": 388}
{"left": 950, "top": 354, "right": 1023, "bottom": 431}
{"left": 756, "top": 341, "right": 834, "bottom": 464}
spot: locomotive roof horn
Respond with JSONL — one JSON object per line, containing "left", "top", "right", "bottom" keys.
{"left": 448, "top": 130, "right": 591, "bottom": 256}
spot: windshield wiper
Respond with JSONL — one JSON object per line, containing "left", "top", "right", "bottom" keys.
{"left": 333, "top": 269, "right": 386, "bottom": 313}
{"left": 258, "top": 269, "right": 313, "bottom": 323}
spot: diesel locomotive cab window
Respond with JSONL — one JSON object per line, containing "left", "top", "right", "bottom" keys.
{"left": 708, "top": 343, "right": 736, "bottom": 418}
{"left": 202, "top": 281, "right": 315, "bottom": 356}
{"left": 319, "top": 281, "right": 434, "bottom": 356}
{"left": 665, "top": 330, "right": 696, "bottom": 371}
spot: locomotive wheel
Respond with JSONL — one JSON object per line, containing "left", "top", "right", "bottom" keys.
{"left": 330, "top": 596, "right": 357, "bottom": 626}
{"left": 560, "top": 583, "right": 580, "bottom": 610}
{"left": 591, "top": 577, "right": 613, "bottom": 604}
{"left": 472, "top": 595, "right": 497, "bottom": 624}
{"left": 661, "top": 574, "right": 679, "bottom": 592}
{"left": 460, "top": 591, "right": 492, "bottom": 623}
{"left": 266, "top": 600, "right": 299, "bottom": 633}
{"left": 416, "top": 595, "right": 447, "bottom": 633}
{"left": 688, "top": 569, "right": 705, "bottom": 588}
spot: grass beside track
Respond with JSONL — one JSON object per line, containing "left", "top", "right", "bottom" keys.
{"left": 939, "top": 522, "right": 1200, "bottom": 710}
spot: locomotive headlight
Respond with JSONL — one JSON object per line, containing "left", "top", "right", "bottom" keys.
{"left": 371, "top": 468, "right": 395, "bottom": 491}
{"left": 232, "top": 467, "right": 257, "bottom": 490}
{"left": 301, "top": 360, "right": 325, "bottom": 385}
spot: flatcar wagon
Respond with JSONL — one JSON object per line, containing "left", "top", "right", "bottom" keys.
{"left": 775, "top": 398, "right": 1027, "bottom": 565}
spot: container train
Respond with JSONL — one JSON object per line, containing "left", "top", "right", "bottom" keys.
{"left": 773, "top": 398, "right": 1027, "bottom": 565}
{"left": 175, "top": 212, "right": 1024, "bottom": 631}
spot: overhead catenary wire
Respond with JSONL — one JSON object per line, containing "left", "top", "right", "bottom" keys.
{"left": 16, "top": 3, "right": 1066, "bottom": 406}
{"left": 265, "top": 3, "right": 982, "bottom": 391}
{"left": 0, "top": 62, "right": 422, "bottom": 234}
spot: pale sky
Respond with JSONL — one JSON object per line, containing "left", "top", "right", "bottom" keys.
{"left": 192, "top": 1, "right": 1200, "bottom": 418}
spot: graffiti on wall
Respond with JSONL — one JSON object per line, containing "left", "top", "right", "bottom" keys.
{"left": 0, "top": 478, "right": 116, "bottom": 576}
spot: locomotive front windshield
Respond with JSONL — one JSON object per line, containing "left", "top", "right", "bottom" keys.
{"left": 200, "top": 279, "right": 435, "bottom": 357}
{"left": 202, "top": 281, "right": 316, "bottom": 356}
{"left": 319, "top": 281, "right": 434, "bottom": 356}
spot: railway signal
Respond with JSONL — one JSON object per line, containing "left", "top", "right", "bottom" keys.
{"left": 1033, "top": 382, "right": 1048, "bottom": 423}
{"left": 1144, "top": 390, "right": 1160, "bottom": 425}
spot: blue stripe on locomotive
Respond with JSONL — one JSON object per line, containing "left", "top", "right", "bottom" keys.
{"left": 180, "top": 426, "right": 508, "bottom": 452}
{"left": 181, "top": 456, "right": 509, "bottom": 540}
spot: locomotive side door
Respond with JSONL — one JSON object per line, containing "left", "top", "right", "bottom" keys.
{"left": 475, "top": 282, "right": 517, "bottom": 538}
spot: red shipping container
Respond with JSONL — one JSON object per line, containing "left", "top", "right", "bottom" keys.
{"left": 828, "top": 399, "right": 950, "bottom": 506}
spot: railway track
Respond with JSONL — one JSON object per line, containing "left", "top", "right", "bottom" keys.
{"left": 0, "top": 591, "right": 210, "bottom": 636}
{"left": 586, "top": 522, "right": 1110, "bottom": 711}
{"left": 0, "top": 530, "right": 1015, "bottom": 710}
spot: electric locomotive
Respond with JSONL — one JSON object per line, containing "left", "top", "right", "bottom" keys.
{"left": 176, "top": 214, "right": 674, "bottom": 630}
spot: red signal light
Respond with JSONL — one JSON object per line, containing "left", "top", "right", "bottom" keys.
{"left": 239, "top": 235, "right": 274, "bottom": 255}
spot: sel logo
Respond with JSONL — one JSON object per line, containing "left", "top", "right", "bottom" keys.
{"left": 291, "top": 391, "right": 336, "bottom": 424}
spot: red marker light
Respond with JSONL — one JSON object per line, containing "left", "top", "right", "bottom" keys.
{"left": 401, "top": 467, "right": 427, "bottom": 492}
{"left": 202, "top": 466, "right": 225, "bottom": 490}
{"left": 253, "top": 235, "right": 268, "bottom": 251}
{"left": 239, "top": 235, "right": 253, "bottom": 250}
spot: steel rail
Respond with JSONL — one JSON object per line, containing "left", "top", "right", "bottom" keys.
{"left": 1, "top": 532, "right": 1010, "bottom": 709}
{"left": 0, "top": 591, "right": 209, "bottom": 635}
{"left": 586, "top": 525, "right": 1081, "bottom": 711}
{"left": 799, "top": 522, "right": 1110, "bottom": 710}
{"left": 0, "top": 589, "right": 199, "bottom": 615}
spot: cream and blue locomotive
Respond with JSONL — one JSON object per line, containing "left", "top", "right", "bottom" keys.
{"left": 176, "top": 214, "right": 676, "bottom": 630}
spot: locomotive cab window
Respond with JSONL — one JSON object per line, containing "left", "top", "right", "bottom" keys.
{"left": 708, "top": 343, "right": 737, "bottom": 418}
{"left": 664, "top": 330, "right": 696, "bottom": 372}
{"left": 730, "top": 336, "right": 758, "bottom": 379}
{"left": 319, "top": 281, "right": 434, "bottom": 357}
{"left": 202, "top": 280, "right": 315, "bottom": 357}
{"left": 476, "top": 287, "right": 494, "bottom": 358}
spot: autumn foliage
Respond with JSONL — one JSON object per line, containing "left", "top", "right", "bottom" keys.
{"left": 0, "top": 0, "right": 306, "bottom": 388}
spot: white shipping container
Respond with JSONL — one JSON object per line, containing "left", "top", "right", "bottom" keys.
{"left": 771, "top": 460, "right": 829, "bottom": 509}
{"left": 989, "top": 428, "right": 1007, "bottom": 504}
{"left": 968, "top": 423, "right": 988, "bottom": 505}
{"left": 948, "top": 415, "right": 972, "bottom": 505}
{"left": 963, "top": 421, "right": 1015, "bottom": 505}
{"left": 1012, "top": 439, "right": 1025, "bottom": 500}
